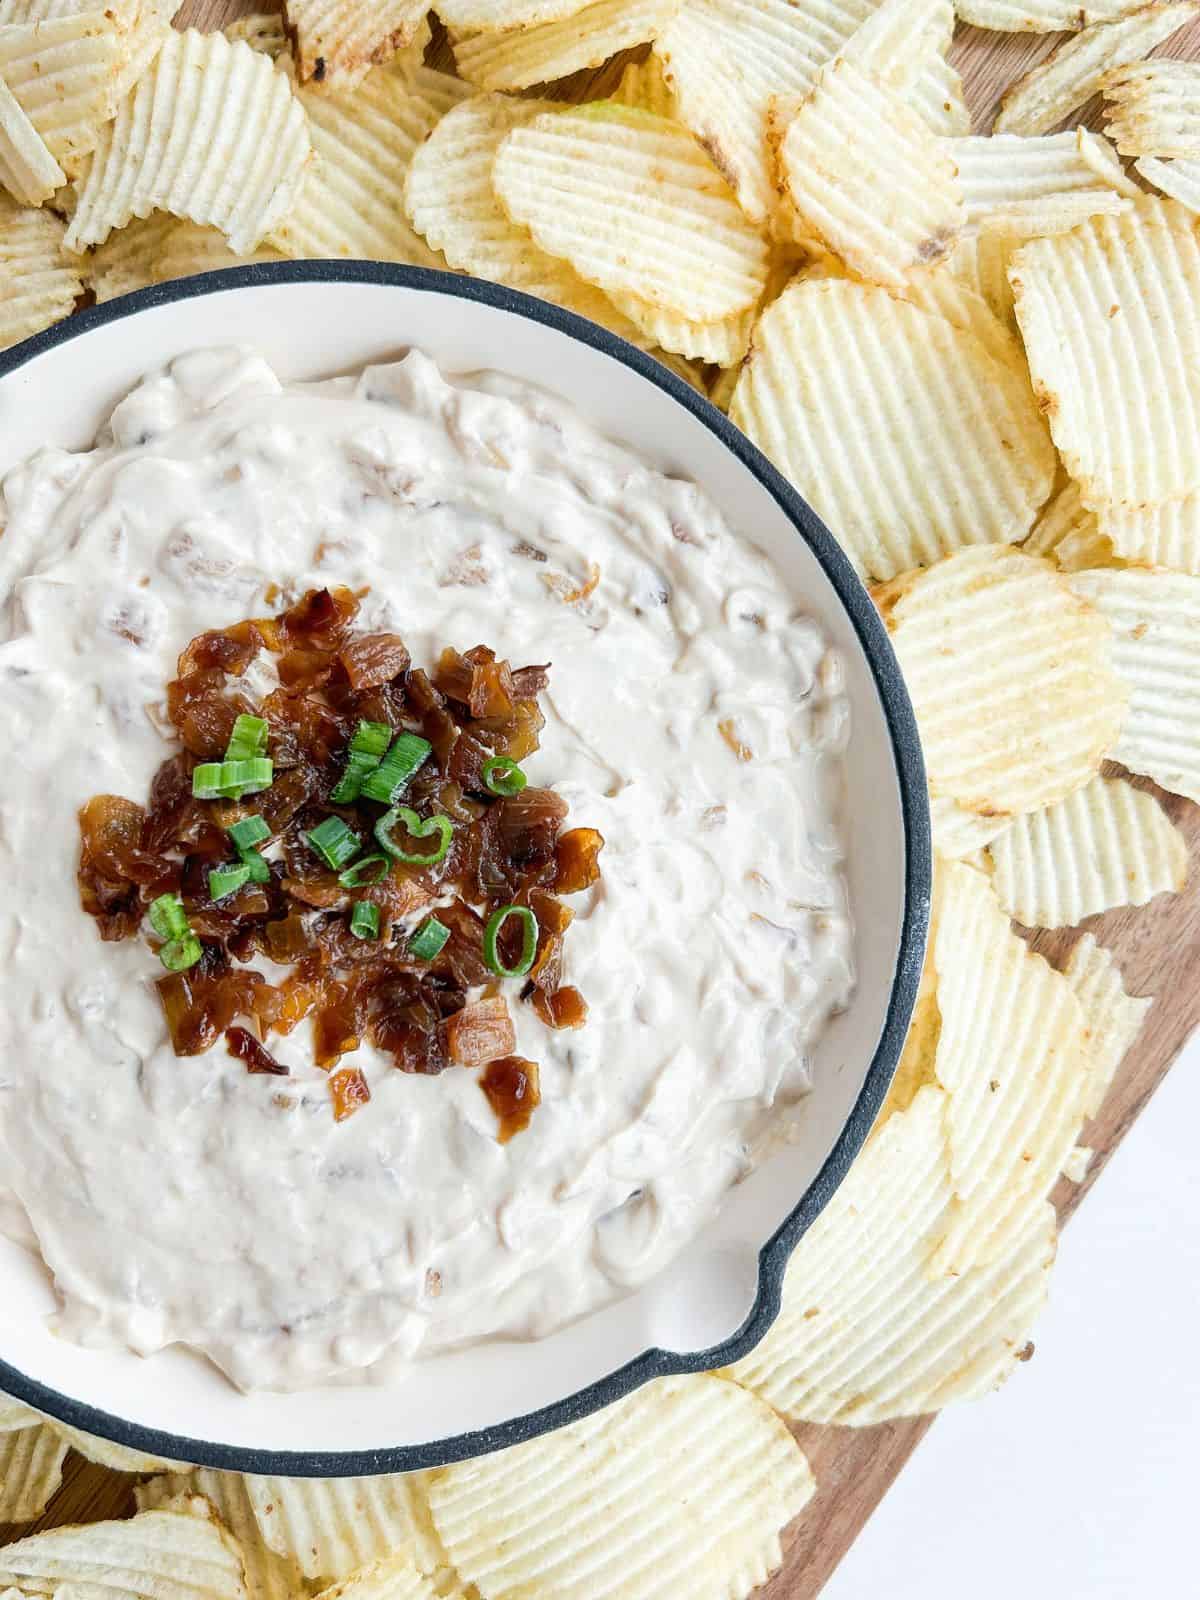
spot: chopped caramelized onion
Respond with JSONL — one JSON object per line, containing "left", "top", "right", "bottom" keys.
{"left": 77, "top": 589, "right": 600, "bottom": 1134}
{"left": 480, "top": 1055, "right": 541, "bottom": 1142}
{"left": 440, "top": 996, "right": 516, "bottom": 1067}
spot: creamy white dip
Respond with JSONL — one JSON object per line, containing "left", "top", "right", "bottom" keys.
{"left": 0, "top": 348, "right": 853, "bottom": 1391}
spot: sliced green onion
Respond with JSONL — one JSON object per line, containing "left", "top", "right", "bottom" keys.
{"left": 305, "top": 815, "right": 361, "bottom": 871}
{"left": 149, "top": 891, "right": 189, "bottom": 941}
{"left": 482, "top": 755, "right": 527, "bottom": 797}
{"left": 192, "top": 757, "right": 274, "bottom": 799}
{"left": 361, "top": 731, "right": 431, "bottom": 804}
{"left": 338, "top": 853, "right": 390, "bottom": 888}
{"left": 375, "top": 805, "right": 452, "bottom": 866}
{"left": 331, "top": 751, "right": 379, "bottom": 805}
{"left": 483, "top": 904, "right": 539, "bottom": 978}
{"left": 350, "top": 901, "right": 380, "bottom": 941}
{"left": 228, "top": 815, "right": 270, "bottom": 852}
{"left": 209, "top": 861, "right": 252, "bottom": 901}
{"left": 227, "top": 814, "right": 271, "bottom": 883}
{"left": 409, "top": 916, "right": 450, "bottom": 961}
{"left": 159, "top": 933, "right": 202, "bottom": 972}
{"left": 351, "top": 720, "right": 393, "bottom": 758}
{"left": 224, "top": 713, "right": 269, "bottom": 763}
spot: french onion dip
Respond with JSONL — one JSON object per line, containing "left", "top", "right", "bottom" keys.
{"left": 0, "top": 348, "right": 853, "bottom": 1390}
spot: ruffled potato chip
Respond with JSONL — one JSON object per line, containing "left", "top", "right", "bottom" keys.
{"left": 730, "top": 281, "right": 1055, "bottom": 580}
{"left": 953, "top": 128, "right": 1136, "bottom": 235}
{"left": 284, "top": 0, "right": 429, "bottom": 87}
{"left": 312, "top": 1552, "right": 459, "bottom": 1600}
{"left": 987, "top": 773, "right": 1188, "bottom": 926}
{"left": 428, "top": 1374, "right": 814, "bottom": 1600}
{"left": 612, "top": 51, "right": 675, "bottom": 116}
{"left": 0, "top": 190, "right": 81, "bottom": 348}
{"left": 946, "top": 226, "right": 1020, "bottom": 325}
{"left": 995, "top": 4, "right": 1198, "bottom": 136}
{"left": 1102, "top": 56, "right": 1200, "bottom": 156}
{"left": 0, "top": 11, "right": 125, "bottom": 175}
{"left": 0, "top": 1424, "right": 68, "bottom": 1523}
{"left": 1098, "top": 493, "right": 1200, "bottom": 571}
{"left": 0, "top": 71, "right": 64, "bottom": 203}
{"left": 775, "top": 57, "right": 964, "bottom": 287}
{"left": 728, "top": 1088, "right": 1056, "bottom": 1423}
{"left": 1064, "top": 931, "right": 1153, "bottom": 1118}
{"left": 1069, "top": 567, "right": 1200, "bottom": 802}
{"left": 137, "top": 1472, "right": 304, "bottom": 1600}
{"left": 1012, "top": 198, "right": 1200, "bottom": 510}
{"left": 956, "top": 0, "right": 1148, "bottom": 26}
{"left": 926, "top": 862, "right": 1091, "bottom": 1276}
{"left": 244, "top": 1474, "right": 445, "bottom": 1581}
{"left": 84, "top": 209, "right": 173, "bottom": 300}
{"left": 1134, "top": 151, "right": 1200, "bottom": 211}
{"left": 492, "top": 103, "right": 770, "bottom": 321}
{"left": 434, "top": 0, "right": 593, "bottom": 27}
{"left": 453, "top": 0, "right": 680, "bottom": 91}
{"left": 65, "top": 29, "right": 311, "bottom": 254}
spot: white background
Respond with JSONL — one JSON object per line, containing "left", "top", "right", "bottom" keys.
{"left": 826, "top": 1031, "right": 1200, "bottom": 1600}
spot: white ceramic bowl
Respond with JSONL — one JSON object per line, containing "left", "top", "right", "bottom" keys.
{"left": 0, "top": 265, "right": 930, "bottom": 1474}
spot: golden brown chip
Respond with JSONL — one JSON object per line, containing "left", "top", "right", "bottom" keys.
{"left": 730, "top": 281, "right": 1055, "bottom": 580}
{"left": 612, "top": 50, "right": 676, "bottom": 116}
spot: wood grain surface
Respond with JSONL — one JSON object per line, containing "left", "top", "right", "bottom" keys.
{"left": 5, "top": 6, "right": 1200, "bottom": 1596}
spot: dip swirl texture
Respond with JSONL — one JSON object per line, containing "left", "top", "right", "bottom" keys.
{"left": 0, "top": 348, "right": 853, "bottom": 1390}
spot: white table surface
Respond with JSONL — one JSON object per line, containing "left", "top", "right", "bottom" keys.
{"left": 825, "top": 1029, "right": 1200, "bottom": 1600}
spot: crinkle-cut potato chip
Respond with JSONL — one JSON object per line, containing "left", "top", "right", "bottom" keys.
{"left": 65, "top": 29, "right": 311, "bottom": 255}
{"left": 403, "top": 95, "right": 647, "bottom": 345}
{"left": 0, "top": 1425, "right": 68, "bottom": 1523}
{"left": 884, "top": 546, "right": 1126, "bottom": 818}
{"left": 656, "top": 0, "right": 878, "bottom": 225}
{"left": 46, "top": 1417, "right": 187, "bottom": 1472}
{"left": 0, "top": 0, "right": 133, "bottom": 16}
{"left": 606, "top": 291, "right": 756, "bottom": 366}
{"left": 956, "top": 0, "right": 1149, "bottom": 26}
{"left": 728, "top": 1088, "right": 1055, "bottom": 1422}
{"left": 927, "top": 862, "right": 1090, "bottom": 1276}
{"left": 311, "top": 1552, "right": 462, "bottom": 1600}
{"left": 1012, "top": 199, "right": 1200, "bottom": 509}
{"left": 1098, "top": 492, "right": 1200, "bottom": 572}
{"left": 878, "top": 964, "right": 941, "bottom": 1121}
{"left": 1064, "top": 931, "right": 1152, "bottom": 1118}
{"left": 284, "top": 0, "right": 429, "bottom": 87}
{"left": 399, "top": 65, "right": 473, "bottom": 116}
{"left": 730, "top": 282, "right": 1055, "bottom": 581}
{"left": 493, "top": 103, "right": 769, "bottom": 321}
{"left": 0, "top": 12, "right": 125, "bottom": 175}
{"left": 268, "top": 63, "right": 442, "bottom": 267}
{"left": 0, "top": 71, "right": 65, "bottom": 202}
{"left": 987, "top": 773, "right": 1187, "bottom": 926}
{"left": 109, "top": 0, "right": 176, "bottom": 107}
{"left": 245, "top": 1474, "right": 445, "bottom": 1581}
{"left": 1134, "top": 151, "right": 1200, "bottom": 210}
{"left": 0, "top": 1500, "right": 246, "bottom": 1600}
{"left": 1102, "top": 56, "right": 1200, "bottom": 155}
{"left": 995, "top": 4, "right": 1197, "bottom": 137}
{"left": 613, "top": 51, "right": 675, "bottom": 116}
{"left": 0, "top": 192, "right": 81, "bottom": 349}
{"left": 225, "top": 12, "right": 290, "bottom": 58}
{"left": 775, "top": 58, "right": 964, "bottom": 289}
{"left": 946, "top": 226, "right": 1018, "bottom": 325}
{"left": 428, "top": 1373, "right": 813, "bottom": 1600}
{"left": 434, "top": 0, "right": 593, "bottom": 29}
{"left": 452, "top": 0, "right": 680, "bottom": 90}
{"left": 952, "top": 128, "right": 1135, "bottom": 235}
{"left": 137, "top": 1472, "right": 304, "bottom": 1600}
{"left": 84, "top": 207, "right": 174, "bottom": 299}
{"left": 1069, "top": 568, "right": 1200, "bottom": 802}
{"left": 929, "top": 793, "right": 1015, "bottom": 859}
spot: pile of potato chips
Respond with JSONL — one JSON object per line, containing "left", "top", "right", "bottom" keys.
{"left": 2, "top": 0, "right": 1199, "bottom": 1592}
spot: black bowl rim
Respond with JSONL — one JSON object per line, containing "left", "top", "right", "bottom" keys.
{"left": 0, "top": 260, "right": 931, "bottom": 1476}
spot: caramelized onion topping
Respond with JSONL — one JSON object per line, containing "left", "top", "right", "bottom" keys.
{"left": 76, "top": 588, "right": 604, "bottom": 1135}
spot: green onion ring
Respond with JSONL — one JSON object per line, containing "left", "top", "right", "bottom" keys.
{"left": 483, "top": 904, "right": 539, "bottom": 978}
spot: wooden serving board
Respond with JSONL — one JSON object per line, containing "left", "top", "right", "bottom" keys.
{"left": 7, "top": 7, "right": 1200, "bottom": 1596}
